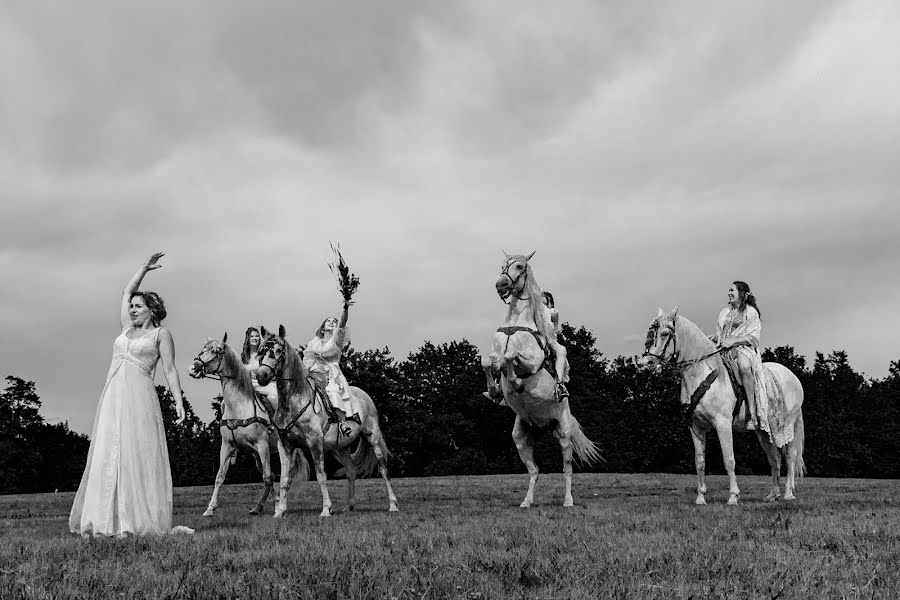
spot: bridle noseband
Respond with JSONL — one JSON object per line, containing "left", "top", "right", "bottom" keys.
{"left": 643, "top": 318, "right": 726, "bottom": 372}
{"left": 257, "top": 337, "right": 286, "bottom": 379}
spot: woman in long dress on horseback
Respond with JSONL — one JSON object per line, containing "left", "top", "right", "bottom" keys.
{"left": 69, "top": 252, "right": 193, "bottom": 537}
{"left": 303, "top": 303, "right": 354, "bottom": 437}
{"left": 710, "top": 281, "right": 767, "bottom": 430}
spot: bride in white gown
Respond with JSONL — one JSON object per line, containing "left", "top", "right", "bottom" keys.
{"left": 69, "top": 252, "right": 193, "bottom": 537}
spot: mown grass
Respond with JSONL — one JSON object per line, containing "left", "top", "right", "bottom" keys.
{"left": 1, "top": 473, "right": 898, "bottom": 599}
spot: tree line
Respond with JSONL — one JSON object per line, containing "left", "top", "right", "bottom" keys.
{"left": 2, "top": 322, "right": 898, "bottom": 494}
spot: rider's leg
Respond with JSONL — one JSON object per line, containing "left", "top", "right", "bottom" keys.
{"left": 326, "top": 388, "right": 353, "bottom": 437}
{"left": 549, "top": 340, "right": 569, "bottom": 399}
{"left": 734, "top": 351, "right": 758, "bottom": 429}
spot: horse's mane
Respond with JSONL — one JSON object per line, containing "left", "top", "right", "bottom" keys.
{"left": 672, "top": 314, "right": 717, "bottom": 360}
{"left": 277, "top": 335, "right": 310, "bottom": 392}
{"left": 221, "top": 343, "right": 257, "bottom": 400}
{"left": 521, "top": 261, "right": 555, "bottom": 343}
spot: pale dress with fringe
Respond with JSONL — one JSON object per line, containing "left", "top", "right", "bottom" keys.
{"left": 716, "top": 307, "right": 775, "bottom": 439}
{"left": 69, "top": 327, "right": 190, "bottom": 537}
{"left": 303, "top": 326, "right": 352, "bottom": 412}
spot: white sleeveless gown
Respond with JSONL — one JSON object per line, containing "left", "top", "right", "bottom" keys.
{"left": 69, "top": 326, "right": 186, "bottom": 536}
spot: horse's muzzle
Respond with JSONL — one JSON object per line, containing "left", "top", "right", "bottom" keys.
{"left": 188, "top": 361, "right": 203, "bottom": 379}
{"left": 495, "top": 276, "right": 512, "bottom": 299}
{"left": 256, "top": 366, "right": 273, "bottom": 386}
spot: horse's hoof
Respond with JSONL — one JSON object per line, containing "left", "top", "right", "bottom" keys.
{"left": 695, "top": 496, "right": 706, "bottom": 506}
{"left": 784, "top": 493, "right": 796, "bottom": 501}
{"left": 273, "top": 509, "right": 285, "bottom": 519}
{"left": 519, "top": 501, "right": 532, "bottom": 509}
{"left": 563, "top": 500, "right": 574, "bottom": 508}
{"left": 320, "top": 509, "right": 332, "bottom": 518}
{"left": 249, "top": 507, "right": 262, "bottom": 515}
{"left": 389, "top": 505, "right": 400, "bottom": 513}
{"left": 727, "top": 495, "right": 739, "bottom": 505}
{"left": 201, "top": 509, "right": 215, "bottom": 517}
{"left": 763, "top": 492, "right": 780, "bottom": 503}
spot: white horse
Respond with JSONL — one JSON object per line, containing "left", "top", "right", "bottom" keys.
{"left": 639, "top": 308, "right": 806, "bottom": 505}
{"left": 481, "top": 252, "right": 601, "bottom": 507}
{"left": 189, "top": 334, "right": 307, "bottom": 517}
{"left": 256, "top": 325, "right": 399, "bottom": 517}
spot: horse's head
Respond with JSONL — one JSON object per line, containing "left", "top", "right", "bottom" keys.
{"left": 495, "top": 250, "right": 536, "bottom": 301}
{"left": 190, "top": 332, "right": 228, "bottom": 378}
{"left": 256, "top": 325, "right": 288, "bottom": 386}
{"left": 638, "top": 307, "right": 679, "bottom": 371}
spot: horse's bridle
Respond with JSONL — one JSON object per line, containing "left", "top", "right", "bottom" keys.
{"left": 192, "top": 345, "right": 232, "bottom": 380}
{"left": 498, "top": 258, "right": 530, "bottom": 305}
{"left": 257, "top": 336, "right": 287, "bottom": 380}
{"left": 643, "top": 318, "right": 726, "bottom": 371}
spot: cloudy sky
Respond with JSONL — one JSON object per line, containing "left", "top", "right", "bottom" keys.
{"left": 2, "top": 0, "right": 899, "bottom": 434}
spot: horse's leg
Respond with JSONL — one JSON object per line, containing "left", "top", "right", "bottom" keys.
{"left": 363, "top": 422, "right": 399, "bottom": 512}
{"left": 481, "top": 353, "right": 502, "bottom": 399}
{"left": 503, "top": 353, "right": 524, "bottom": 392}
{"left": 690, "top": 425, "right": 708, "bottom": 505}
{"left": 713, "top": 417, "right": 740, "bottom": 505}
{"left": 334, "top": 447, "right": 356, "bottom": 513}
{"left": 554, "top": 417, "right": 575, "bottom": 508}
{"left": 756, "top": 430, "right": 781, "bottom": 502}
{"left": 309, "top": 435, "right": 333, "bottom": 517}
{"left": 249, "top": 432, "right": 274, "bottom": 515}
{"left": 513, "top": 417, "right": 539, "bottom": 508}
{"left": 203, "top": 438, "right": 236, "bottom": 517}
{"left": 784, "top": 439, "right": 797, "bottom": 501}
{"left": 273, "top": 437, "right": 295, "bottom": 518}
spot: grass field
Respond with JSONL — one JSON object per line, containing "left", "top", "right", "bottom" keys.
{"left": 1, "top": 472, "right": 898, "bottom": 599}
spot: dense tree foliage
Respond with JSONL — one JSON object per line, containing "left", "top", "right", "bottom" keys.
{"left": 2, "top": 325, "right": 899, "bottom": 493}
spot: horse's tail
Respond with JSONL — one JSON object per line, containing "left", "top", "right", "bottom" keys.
{"left": 292, "top": 447, "right": 310, "bottom": 482}
{"left": 569, "top": 415, "right": 602, "bottom": 466}
{"left": 335, "top": 434, "right": 391, "bottom": 479}
{"left": 793, "top": 409, "right": 806, "bottom": 479}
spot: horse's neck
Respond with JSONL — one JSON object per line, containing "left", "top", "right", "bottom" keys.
{"left": 503, "top": 296, "right": 537, "bottom": 327}
{"left": 675, "top": 316, "right": 717, "bottom": 362}
{"left": 278, "top": 344, "right": 311, "bottom": 408}
{"left": 219, "top": 350, "right": 256, "bottom": 418}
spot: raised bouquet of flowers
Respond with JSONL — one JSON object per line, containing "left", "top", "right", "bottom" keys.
{"left": 328, "top": 242, "right": 360, "bottom": 305}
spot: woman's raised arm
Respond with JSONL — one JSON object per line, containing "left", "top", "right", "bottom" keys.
{"left": 120, "top": 252, "right": 164, "bottom": 329}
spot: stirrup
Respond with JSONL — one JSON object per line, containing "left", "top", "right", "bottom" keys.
{"left": 339, "top": 421, "right": 353, "bottom": 437}
{"left": 556, "top": 383, "right": 569, "bottom": 400}
{"left": 745, "top": 419, "right": 756, "bottom": 430}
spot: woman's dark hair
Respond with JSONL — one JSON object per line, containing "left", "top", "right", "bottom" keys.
{"left": 733, "top": 281, "right": 761, "bottom": 319}
{"left": 241, "top": 327, "right": 260, "bottom": 364}
{"left": 542, "top": 291, "right": 555, "bottom": 309}
{"left": 131, "top": 291, "right": 166, "bottom": 326}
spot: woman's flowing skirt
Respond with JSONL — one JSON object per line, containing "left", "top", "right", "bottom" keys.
{"left": 69, "top": 360, "right": 173, "bottom": 536}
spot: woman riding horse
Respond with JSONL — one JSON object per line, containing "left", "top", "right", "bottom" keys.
{"left": 303, "top": 303, "right": 355, "bottom": 437}
{"left": 710, "top": 281, "right": 766, "bottom": 430}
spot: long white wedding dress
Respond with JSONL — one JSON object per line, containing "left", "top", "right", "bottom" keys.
{"left": 69, "top": 327, "right": 189, "bottom": 537}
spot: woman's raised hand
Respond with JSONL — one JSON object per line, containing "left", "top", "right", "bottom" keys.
{"left": 144, "top": 252, "right": 165, "bottom": 271}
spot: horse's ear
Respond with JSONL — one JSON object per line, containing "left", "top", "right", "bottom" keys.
{"left": 502, "top": 249, "right": 510, "bottom": 258}
{"left": 525, "top": 251, "right": 536, "bottom": 262}
{"left": 279, "top": 324, "right": 286, "bottom": 338}
{"left": 206, "top": 334, "right": 212, "bottom": 342}
{"left": 222, "top": 332, "right": 228, "bottom": 344}
{"left": 260, "top": 325, "right": 268, "bottom": 337}
{"left": 656, "top": 307, "right": 665, "bottom": 318}
{"left": 670, "top": 306, "right": 679, "bottom": 320}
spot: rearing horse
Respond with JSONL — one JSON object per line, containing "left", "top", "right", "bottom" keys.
{"left": 189, "top": 334, "right": 307, "bottom": 517}
{"left": 481, "top": 252, "right": 601, "bottom": 508}
{"left": 256, "top": 325, "right": 399, "bottom": 517}
{"left": 639, "top": 308, "right": 806, "bottom": 505}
